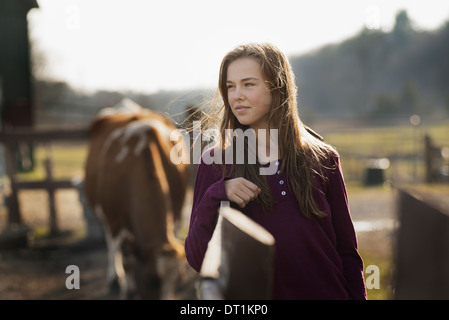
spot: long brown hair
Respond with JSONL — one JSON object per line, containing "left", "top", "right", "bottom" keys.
{"left": 201, "top": 43, "right": 337, "bottom": 218}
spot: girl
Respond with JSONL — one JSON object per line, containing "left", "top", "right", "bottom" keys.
{"left": 184, "top": 43, "right": 366, "bottom": 300}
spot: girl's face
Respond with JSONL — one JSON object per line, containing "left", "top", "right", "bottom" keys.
{"left": 226, "top": 57, "right": 272, "bottom": 131}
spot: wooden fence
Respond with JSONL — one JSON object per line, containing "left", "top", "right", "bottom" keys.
{"left": 394, "top": 187, "right": 449, "bottom": 299}
{"left": 0, "top": 127, "right": 89, "bottom": 248}
{"left": 200, "top": 201, "right": 275, "bottom": 300}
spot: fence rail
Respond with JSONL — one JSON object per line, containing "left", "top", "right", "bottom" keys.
{"left": 0, "top": 128, "right": 89, "bottom": 244}
{"left": 200, "top": 201, "right": 275, "bottom": 300}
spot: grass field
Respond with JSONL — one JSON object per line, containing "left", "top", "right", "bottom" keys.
{"left": 322, "top": 118, "right": 449, "bottom": 183}
{"left": 14, "top": 143, "right": 88, "bottom": 181}
{"left": 12, "top": 118, "right": 447, "bottom": 183}
{"left": 360, "top": 248, "right": 394, "bottom": 300}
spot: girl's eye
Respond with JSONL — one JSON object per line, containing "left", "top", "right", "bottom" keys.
{"left": 227, "top": 84, "right": 235, "bottom": 90}
{"left": 245, "top": 83, "right": 254, "bottom": 87}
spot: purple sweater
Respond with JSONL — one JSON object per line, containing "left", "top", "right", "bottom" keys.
{"left": 185, "top": 149, "right": 367, "bottom": 300}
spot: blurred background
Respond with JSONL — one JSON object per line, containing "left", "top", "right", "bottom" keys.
{"left": 0, "top": 0, "right": 448, "bottom": 300}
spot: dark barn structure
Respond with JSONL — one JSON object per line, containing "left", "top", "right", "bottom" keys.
{"left": 0, "top": 0, "right": 38, "bottom": 238}
{"left": 0, "top": 0, "right": 38, "bottom": 128}
{"left": 0, "top": 1, "right": 89, "bottom": 249}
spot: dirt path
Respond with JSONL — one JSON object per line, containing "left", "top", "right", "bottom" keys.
{"left": 0, "top": 189, "right": 115, "bottom": 300}
{"left": 348, "top": 187, "right": 397, "bottom": 257}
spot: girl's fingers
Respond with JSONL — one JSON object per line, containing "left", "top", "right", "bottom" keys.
{"left": 228, "top": 192, "right": 247, "bottom": 208}
{"left": 241, "top": 178, "right": 260, "bottom": 193}
{"left": 225, "top": 177, "right": 261, "bottom": 208}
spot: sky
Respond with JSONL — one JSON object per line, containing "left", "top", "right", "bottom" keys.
{"left": 27, "top": 0, "right": 449, "bottom": 94}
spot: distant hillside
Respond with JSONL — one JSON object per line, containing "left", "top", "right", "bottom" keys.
{"left": 290, "top": 10, "right": 449, "bottom": 121}
{"left": 33, "top": 10, "right": 449, "bottom": 128}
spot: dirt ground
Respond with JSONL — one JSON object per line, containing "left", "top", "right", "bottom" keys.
{"left": 0, "top": 186, "right": 397, "bottom": 300}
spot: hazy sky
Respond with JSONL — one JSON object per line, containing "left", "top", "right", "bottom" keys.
{"left": 28, "top": 0, "right": 449, "bottom": 94}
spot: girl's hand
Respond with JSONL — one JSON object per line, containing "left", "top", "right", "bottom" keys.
{"left": 224, "top": 177, "right": 261, "bottom": 208}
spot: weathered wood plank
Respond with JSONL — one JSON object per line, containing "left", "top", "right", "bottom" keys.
{"left": 200, "top": 201, "right": 275, "bottom": 300}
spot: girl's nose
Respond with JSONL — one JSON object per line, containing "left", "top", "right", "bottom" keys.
{"left": 235, "top": 86, "right": 244, "bottom": 100}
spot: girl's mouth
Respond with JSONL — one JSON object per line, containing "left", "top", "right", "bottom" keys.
{"left": 235, "top": 106, "right": 250, "bottom": 113}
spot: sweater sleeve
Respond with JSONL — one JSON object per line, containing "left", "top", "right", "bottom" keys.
{"left": 184, "top": 151, "right": 228, "bottom": 272}
{"left": 326, "top": 154, "right": 367, "bottom": 300}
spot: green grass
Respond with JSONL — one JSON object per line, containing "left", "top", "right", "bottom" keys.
{"left": 325, "top": 119, "right": 449, "bottom": 154}
{"left": 11, "top": 118, "right": 448, "bottom": 184}
{"left": 16, "top": 143, "right": 88, "bottom": 181}
{"left": 360, "top": 248, "right": 394, "bottom": 300}
{"left": 324, "top": 119, "right": 449, "bottom": 182}
{"left": 346, "top": 183, "right": 396, "bottom": 300}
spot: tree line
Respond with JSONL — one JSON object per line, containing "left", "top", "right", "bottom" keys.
{"left": 290, "top": 10, "right": 449, "bottom": 121}
{"left": 32, "top": 10, "right": 449, "bottom": 128}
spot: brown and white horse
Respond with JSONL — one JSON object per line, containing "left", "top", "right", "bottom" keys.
{"left": 84, "top": 98, "right": 191, "bottom": 299}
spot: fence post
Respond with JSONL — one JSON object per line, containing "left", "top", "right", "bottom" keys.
{"left": 394, "top": 188, "right": 449, "bottom": 299}
{"left": 44, "top": 158, "right": 58, "bottom": 235}
{"left": 200, "top": 201, "right": 275, "bottom": 300}
{"left": 0, "top": 142, "right": 31, "bottom": 249}
{"left": 4, "top": 142, "right": 22, "bottom": 225}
